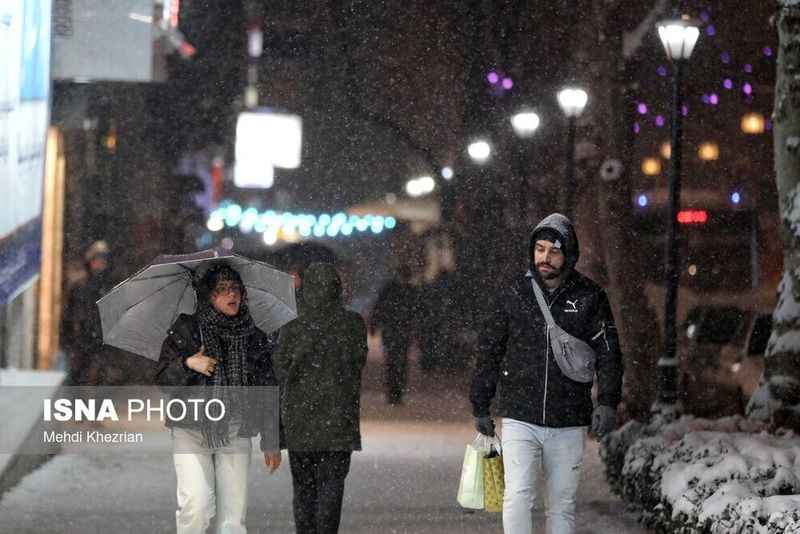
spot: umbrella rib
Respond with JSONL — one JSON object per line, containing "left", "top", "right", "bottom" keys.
{"left": 170, "top": 276, "right": 194, "bottom": 326}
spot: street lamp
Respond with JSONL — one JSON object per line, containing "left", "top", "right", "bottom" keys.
{"left": 655, "top": 14, "right": 699, "bottom": 413}
{"left": 510, "top": 111, "right": 540, "bottom": 139}
{"left": 467, "top": 139, "right": 492, "bottom": 164}
{"left": 510, "top": 111, "right": 541, "bottom": 221}
{"left": 557, "top": 87, "right": 588, "bottom": 217}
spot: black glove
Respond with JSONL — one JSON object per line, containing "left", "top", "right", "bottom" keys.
{"left": 591, "top": 405, "right": 617, "bottom": 437}
{"left": 474, "top": 416, "right": 495, "bottom": 437}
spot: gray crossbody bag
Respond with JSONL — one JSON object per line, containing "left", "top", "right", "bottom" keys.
{"left": 530, "top": 279, "right": 596, "bottom": 383}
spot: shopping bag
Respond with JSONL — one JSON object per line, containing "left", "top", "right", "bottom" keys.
{"left": 482, "top": 439, "right": 505, "bottom": 513}
{"left": 457, "top": 434, "right": 487, "bottom": 509}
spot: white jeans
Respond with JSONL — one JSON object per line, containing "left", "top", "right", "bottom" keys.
{"left": 501, "top": 418, "right": 587, "bottom": 534}
{"left": 172, "top": 425, "right": 252, "bottom": 534}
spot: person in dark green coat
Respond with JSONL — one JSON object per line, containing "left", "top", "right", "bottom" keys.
{"left": 272, "top": 262, "right": 367, "bottom": 534}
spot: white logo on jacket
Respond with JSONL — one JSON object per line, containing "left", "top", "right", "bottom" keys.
{"left": 564, "top": 299, "right": 578, "bottom": 313}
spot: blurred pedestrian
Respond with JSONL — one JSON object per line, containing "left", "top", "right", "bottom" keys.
{"left": 154, "top": 264, "right": 281, "bottom": 534}
{"left": 470, "top": 213, "right": 623, "bottom": 534}
{"left": 272, "top": 263, "right": 367, "bottom": 534}
{"left": 418, "top": 267, "right": 463, "bottom": 372}
{"left": 370, "top": 265, "right": 418, "bottom": 404}
{"left": 60, "top": 240, "right": 114, "bottom": 386}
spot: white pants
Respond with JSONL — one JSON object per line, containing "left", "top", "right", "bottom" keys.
{"left": 172, "top": 425, "right": 252, "bottom": 534}
{"left": 501, "top": 418, "right": 587, "bottom": 534}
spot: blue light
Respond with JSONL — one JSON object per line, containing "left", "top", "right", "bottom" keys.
{"left": 385, "top": 217, "right": 397, "bottom": 229}
{"left": 731, "top": 191, "right": 741, "bottom": 205}
{"left": 637, "top": 195, "right": 648, "bottom": 208}
{"left": 371, "top": 216, "right": 384, "bottom": 234}
{"left": 341, "top": 224, "right": 353, "bottom": 236}
{"left": 299, "top": 225, "right": 312, "bottom": 237}
{"left": 313, "top": 225, "right": 325, "bottom": 238}
{"left": 326, "top": 225, "right": 339, "bottom": 237}
{"left": 355, "top": 219, "right": 369, "bottom": 232}
{"left": 318, "top": 214, "right": 331, "bottom": 226}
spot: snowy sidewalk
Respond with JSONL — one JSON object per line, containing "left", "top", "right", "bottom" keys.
{"left": 0, "top": 357, "right": 648, "bottom": 533}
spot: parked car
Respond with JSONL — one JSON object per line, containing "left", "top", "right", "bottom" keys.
{"left": 678, "top": 305, "right": 771, "bottom": 417}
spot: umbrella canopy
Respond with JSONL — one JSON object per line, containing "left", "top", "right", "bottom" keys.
{"left": 98, "top": 249, "right": 297, "bottom": 361}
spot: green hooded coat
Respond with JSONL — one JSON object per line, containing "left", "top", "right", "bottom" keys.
{"left": 273, "top": 263, "right": 367, "bottom": 451}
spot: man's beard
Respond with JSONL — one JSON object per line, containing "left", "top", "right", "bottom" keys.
{"left": 536, "top": 263, "right": 562, "bottom": 280}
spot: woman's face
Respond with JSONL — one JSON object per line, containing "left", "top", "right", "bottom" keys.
{"left": 209, "top": 280, "right": 243, "bottom": 316}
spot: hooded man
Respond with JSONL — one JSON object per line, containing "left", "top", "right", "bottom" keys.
{"left": 272, "top": 262, "right": 367, "bottom": 534}
{"left": 469, "top": 213, "right": 623, "bottom": 534}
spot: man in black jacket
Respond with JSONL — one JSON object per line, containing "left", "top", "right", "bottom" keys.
{"left": 470, "top": 213, "right": 623, "bottom": 534}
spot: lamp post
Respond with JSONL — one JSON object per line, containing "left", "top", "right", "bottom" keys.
{"left": 557, "top": 88, "right": 588, "bottom": 218}
{"left": 510, "top": 111, "right": 541, "bottom": 221}
{"left": 655, "top": 15, "right": 699, "bottom": 412}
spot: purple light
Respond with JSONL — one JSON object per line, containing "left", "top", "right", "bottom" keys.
{"left": 637, "top": 103, "right": 648, "bottom": 114}
{"left": 743, "top": 82, "right": 753, "bottom": 95}
{"left": 744, "top": 63, "right": 753, "bottom": 73}
{"left": 763, "top": 45, "right": 773, "bottom": 57}
{"left": 487, "top": 72, "right": 499, "bottom": 84}
{"left": 723, "top": 78, "right": 733, "bottom": 90}
{"left": 721, "top": 52, "right": 731, "bottom": 64}
{"left": 701, "top": 93, "right": 710, "bottom": 104}
{"left": 700, "top": 10, "right": 709, "bottom": 22}
{"left": 706, "top": 24, "right": 716, "bottom": 36}
{"left": 766, "top": 118, "right": 773, "bottom": 131}
{"left": 657, "top": 65, "right": 668, "bottom": 77}
{"left": 633, "top": 122, "right": 641, "bottom": 134}
{"left": 655, "top": 115, "right": 665, "bottom": 127}
{"left": 502, "top": 77, "right": 513, "bottom": 90}
{"left": 682, "top": 105, "right": 689, "bottom": 117}
{"left": 709, "top": 93, "right": 719, "bottom": 105}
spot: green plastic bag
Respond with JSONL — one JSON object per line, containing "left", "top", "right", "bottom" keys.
{"left": 457, "top": 434, "right": 487, "bottom": 509}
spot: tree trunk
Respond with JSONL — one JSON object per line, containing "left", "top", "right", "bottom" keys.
{"left": 584, "top": 0, "right": 663, "bottom": 419}
{"left": 748, "top": 2, "right": 800, "bottom": 429}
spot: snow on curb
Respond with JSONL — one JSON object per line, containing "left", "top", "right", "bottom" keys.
{"left": 601, "top": 414, "right": 800, "bottom": 533}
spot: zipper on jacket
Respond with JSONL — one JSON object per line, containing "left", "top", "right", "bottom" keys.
{"left": 541, "top": 287, "right": 564, "bottom": 425}
{"left": 543, "top": 326, "right": 549, "bottom": 423}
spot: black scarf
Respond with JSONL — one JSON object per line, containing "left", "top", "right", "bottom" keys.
{"left": 196, "top": 305, "right": 255, "bottom": 447}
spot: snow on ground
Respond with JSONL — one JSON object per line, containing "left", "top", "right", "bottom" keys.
{"left": 604, "top": 414, "right": 800, "bottom": 533}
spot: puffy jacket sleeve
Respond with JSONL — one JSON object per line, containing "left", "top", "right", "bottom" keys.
{"left": 470, "top": 286, "right": 509, "bottom": 418}
{"left": 154, "top": 314, "right": 201, "bottom": 389}
{"left": 589, "top": 290, "right": 623, "bottom": 409}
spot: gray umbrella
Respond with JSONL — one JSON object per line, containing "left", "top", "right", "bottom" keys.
{"left": 97, "top": 249, "right": 297, "bottom": 360}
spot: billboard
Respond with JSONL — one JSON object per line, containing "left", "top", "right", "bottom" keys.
{"left": 0, "top": 0, "right": 51, "bottom": 304}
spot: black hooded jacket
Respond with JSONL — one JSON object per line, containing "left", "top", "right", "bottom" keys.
{"left": 469, "top": 214, "right": 623, "bottom": 427}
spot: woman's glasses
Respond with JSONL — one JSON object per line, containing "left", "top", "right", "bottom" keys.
{"left": 212, "top": 282, "right": 243, "bottom": 296}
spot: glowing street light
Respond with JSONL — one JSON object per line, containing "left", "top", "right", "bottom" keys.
{"left": 467, "top": 139, "right": 492, "bottom": 163}
{"left": 510, "top": 111, "right": 541, "bottom": 139}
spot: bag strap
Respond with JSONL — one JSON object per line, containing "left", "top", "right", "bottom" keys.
{"left": 530, "top": 279, "right": 556, "bottom": 328}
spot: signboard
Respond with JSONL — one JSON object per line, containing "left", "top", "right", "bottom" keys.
{"left": 0, "top": 0, "right": 51, "bottom": 304}
{"left": 51, "top": 0, "right": 167, "bottom": 82}
{"left": 234, "top": 109, "right": 302, "bottom": 189}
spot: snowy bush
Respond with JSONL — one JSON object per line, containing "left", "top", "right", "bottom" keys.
{"left": 601, "top": 415, "right": 800, "bottom": 533}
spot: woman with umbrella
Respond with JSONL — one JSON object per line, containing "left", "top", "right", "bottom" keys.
{"left": 154, "top": 264, "right": 282, "bottom": 534}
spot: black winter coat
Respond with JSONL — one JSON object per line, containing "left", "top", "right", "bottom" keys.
{"left": 470, "top": 214, "right": 623, "bottom": 428}
{"left": 154, "top": 313, "right": 278, "bottom": 450}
